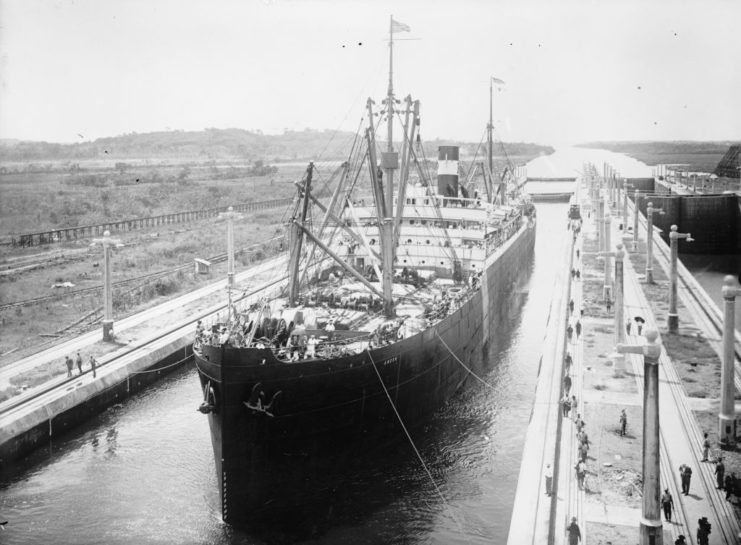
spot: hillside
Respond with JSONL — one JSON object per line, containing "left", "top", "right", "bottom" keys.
{"left": 578, "top": 140, "right": 738, "bottom": 173}
{"left": 0, "top": 129, "right": 553, "bottom": 164}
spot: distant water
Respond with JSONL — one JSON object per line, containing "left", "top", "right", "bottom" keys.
{"left": 0, "top": 204, "right": 569, "bottom": 544}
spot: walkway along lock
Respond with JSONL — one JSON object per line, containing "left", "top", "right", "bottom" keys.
{"left": 720, "top": 275, "right": 741, "bottom": 447}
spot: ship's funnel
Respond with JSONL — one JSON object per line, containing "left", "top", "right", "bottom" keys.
{"left": 437, "top": 146, "right": 459, "bottom": 197}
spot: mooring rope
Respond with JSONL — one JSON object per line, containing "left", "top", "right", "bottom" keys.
{"left": 366, "top": 350, "right": 471, "bottom": 538}
{"left": 435, "top": 331, "right": 494, "bottom": 389}
{"left": 366, "top": 352, "right": 447, "bottom": 497}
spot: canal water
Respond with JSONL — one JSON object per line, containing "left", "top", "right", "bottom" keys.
{"left": 0, "top": 203, "right": 568, "bottom": 543}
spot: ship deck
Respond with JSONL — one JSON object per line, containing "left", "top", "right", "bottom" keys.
{"left": 194, "top": 274, "right": 479, "bottom": 362}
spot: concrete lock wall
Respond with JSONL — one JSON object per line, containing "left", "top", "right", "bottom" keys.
{"left": 680, "top": 195, "right": 738, "bottom": 254}
{"left": 626, "top": 177, "right": 655, "bottom": 193}
{"left": 736, "top": 198, "right": 741, "bottom": 253}
{"left": 0, "top": 336, "right": 194, "bottom": 465}
{"left": 637, "top": 194, "right": 738, "bottom": 254}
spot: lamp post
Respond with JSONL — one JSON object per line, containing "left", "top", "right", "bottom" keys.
{"left": 598, "top": 197, "right": 605, "bottom": 253}
{"left": 720, "top": 275, "right": 741, "bottom": 447}
{"left": 667, "top": 225, "right": 693, "bottom": 332}
{"left": 617, "top": 330, "right": 663, "bottom": 545}
{"left": 92, "top": 230, "right": 120, "bottom": 341}
{"left": 623, "top": 182, "right": 633, "bottom": 232}
{"left": 645, "top": 202, "right": 664, "bottom": 284}
{"left": 632, "top": 189, "right": 641, "bottom": 251}
{"left": 220, "top": 206, "right": 240, "bottom": 288}
{"left": 599, "top": 243, "right": 626, "bottom": 375}
{"left": 602, "top": 213, "right": 613, "bottom": 301}
{"left": 611, "top": 169, "right": 616, "bottom": 207}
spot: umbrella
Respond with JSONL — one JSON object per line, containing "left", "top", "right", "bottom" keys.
{"left": 634, "top": 316, "right": 645, "bottom": 323}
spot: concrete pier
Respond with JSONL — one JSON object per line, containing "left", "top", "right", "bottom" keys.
{"left": 509, "top": 172, "right": 741, "bottom": 544}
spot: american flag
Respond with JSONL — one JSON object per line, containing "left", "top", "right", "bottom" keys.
{"left": 391, "top": 18, "right": 411, "bottom": 33}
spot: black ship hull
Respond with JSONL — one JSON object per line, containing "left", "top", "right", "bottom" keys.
{"left": 195, "top": 222, "right": 536, "bottom": 525}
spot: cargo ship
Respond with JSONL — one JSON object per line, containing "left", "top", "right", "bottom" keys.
{"left": 194, "top": 18, "right": 536, "bottom": 525}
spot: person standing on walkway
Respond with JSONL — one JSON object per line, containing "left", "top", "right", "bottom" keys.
{"left": 544, "top": 464, "right": 553, "bottom": 496}
{"left": 605, "top": 299, "right": 612, "bottom": 312}
{"left": 575, "top": 320, "right": 582, "bottom": 337}
{"left": 89, "top": 355, "right": 97, "bottom": 379}
{"left": 75, "top": 352, "right": 83, "bottom": 375}
{"left": 562, "top": 395, "right": 571, "bottom": 417}
{"left": 567, "top": 324, "right": 574, "bottom": 341}
{"left": 565, "top": 352, "right": 573, "bottom": 370}
{"left": 619, "top": 409, "right": 627, "bottom": 436}
{"left": 715, "top": 458, "right": 725, "bottom": 489}
{"left": 569, "top": 299, "right": 575, "bottom": 314}
{"left": 65, "top": 356, "right": 73, "bottom": 378}
{"left": 564, "top": 374, "right": 572, "bottom": 395}
{"left": 566, "top": 517, "right": 581, "bottom": 544}
{"left": 575, "top": 460, "right": 586, "bottom": 490}
{"left": 697, "top": 517, "right": 711, "bottom": 545}
{"left": 626, "top": 320, "right": 632, "bottom": 336}
{"left": 571, "top": 395, "right": 578, "bottom": 421}
{"left": 679, "top": 464, "right": 692, "bottom": 495}
{"left": 661, "top": 488, "right": 674, "bottom": 522}
{"left": 701, "top": 432, "right": 710, "bottom": 462}
{"left": 576, "top": 248, "right": 580, "bottom": 259}
{"left": 575, "top": 414, "right": 584, "bottom": 433}
{"left": 725, "top": 473, "right": 735, "bottom": 500}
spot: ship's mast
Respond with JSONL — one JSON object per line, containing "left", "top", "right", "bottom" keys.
{"left": 287, "top": 162, "right": 313, "bottom": 306}
{"left": 377, "top": 15, "right": 402, "bottom": 317}
{"left": 488, "top": 77, "right": 493, "bottom": 190}
{"left": 386, "top": 16, "right": 396, "bottom": 209}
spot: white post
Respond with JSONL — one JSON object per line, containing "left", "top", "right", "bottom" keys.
{"left": 646, "top": 203, "right": 654, "bottom": 283}
{"left": 603, "top": 213, "right": 613, "bottom": 301}
{"left": 668, "top": 225, "right": 693, "bottom": 332}
{"left": 617, "top": 330, "right": 663, "bottom": 545}
{"left": 93, "top": 230, "right": 120, "bottom": 341}
{"left": 720, "top": 276, "right": 741, "bottom": 446}
{"left": 633, "top": 189, "right": 641, "bottom": 251}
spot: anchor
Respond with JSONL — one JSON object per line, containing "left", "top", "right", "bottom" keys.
{"left": 244, "top": 382, "right": 283, "bottom": 417}
{"left": 197, "top": 381, "right": 216, "bottom": 414}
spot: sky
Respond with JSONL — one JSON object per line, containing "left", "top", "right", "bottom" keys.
{"left": 1, "top": 0, "right": 740, "bottom": 146}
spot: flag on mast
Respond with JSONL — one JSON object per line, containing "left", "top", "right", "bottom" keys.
{"left": 491, "top": 77, "right": 506, "bottom": 86}
{"left": 391, "top": 18, "right": 411, "bottom": 33}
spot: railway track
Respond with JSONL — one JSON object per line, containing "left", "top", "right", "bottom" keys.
{"left": 0, "top": 236, "right": 282, "bottom": 312}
